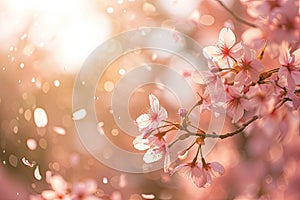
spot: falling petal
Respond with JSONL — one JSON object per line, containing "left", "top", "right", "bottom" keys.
{"left": 26, "top": 139, "right": 37, "bottom": 150}
{"left": 141, "top": 193, "right": 155, "bottom": 199}
{"left": 34, "top": 166, "right": 42, "bottom": 180}
{"left": 53, "top": 126, "right": 66, "bottom": 135}
{"left": 103, "top": 177, "right": 108, "bottom": 184}
{"left": 72, "top": 109, "right": 87, "bottom": 120}
{"left": 97, "top": 122, "right": 105, "bottom": 135}
{"left": 34, "top": 108, "right": 48, "bottom": 127}
{"left": 22, "top": 157, "right": 34, "bottom": 167}
{"left": 119, "top": 174, "right": 128, "bottom": 188}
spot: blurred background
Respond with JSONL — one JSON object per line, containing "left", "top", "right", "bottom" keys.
{"left": 1, "top": 0, "right": 300, "bottom": 199}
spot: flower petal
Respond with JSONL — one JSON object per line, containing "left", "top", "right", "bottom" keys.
{"left": 41, "top": 191, "right": 57, "bottom": 199}
{"left": 135, "top": 114, "right": 152, "bottom": 130}
{"left": 210, "top": 162, "right": 225, "bottom": 176}
{"left": 50, "top": 175, "right": 68, "bottom": 194}
{"left": 133, "top": 134, "right": 150, "bottom": 151}
{"left": 143, "top": 148, "right": 163, "bottom": 163}
{"left": 219, "top": 28, "right": 236, "bottom": 49}
{"left": 149, "top": 94, "right": 160, "bottom": 113}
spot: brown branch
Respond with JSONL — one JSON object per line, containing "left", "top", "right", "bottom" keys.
{"left": 187, "top": 115, "right": 259, "bottom": 139}
{"left": 215, "top": 0, "right": 257, "bottom": 28}
{"left": 218, "top": 115, "right": 259, "bottom": 139}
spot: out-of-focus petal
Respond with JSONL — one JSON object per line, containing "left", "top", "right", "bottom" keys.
{"left": 85, "top": 180, "right": 98, "bottom": 194}
{"left": 50, "top": 175, "right": 68, "bottom": 195}
{"left": 41, "top": 191, "right": 57, "bottom": 199}
{"left": 291, "top": 71, "right": 300, "bottom": 85}
{"left": 279, "top": 41, "right": 290, "bottom": 66}
{"left": 210, "top": 162, "right": 225, "bottom": 176}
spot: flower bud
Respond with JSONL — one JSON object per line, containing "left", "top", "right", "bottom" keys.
{"left": 178, "top": 108, "right": 187, "bottom": 117}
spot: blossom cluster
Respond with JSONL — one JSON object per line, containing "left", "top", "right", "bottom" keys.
{"left": 30, "top": 174, "right": 105, "bottom": 200}
{"left": 133, "top": 0, "right": 300, "bottom": 188}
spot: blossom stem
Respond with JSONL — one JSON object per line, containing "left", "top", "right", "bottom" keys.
{"left": 147, "top": 123, "right": 175, "bottom": 136}
{"left": 189, "top": 123, "right": 205, "bottom": 133}
{"left": 192, "top": 144, "right": 202, "bottom": 164}
{"left": 271, "top": 97, "right": 290, "bottom": 114}
{"left": 215, "top": 0, "right": 257, "bottom": 28}
{"left": 219, "top": 67, "right": 234, "bottom": 72}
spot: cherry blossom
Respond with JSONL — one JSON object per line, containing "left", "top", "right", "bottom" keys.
{"left": 242, "top": 0, "right": 300, "bottom": 56}
{"left": 170, "top": 160, "right": 225, "bottom": 188}
{"left": 226, "top": 86, "right": 248, "bottom": 123}
{"left": 135, "top": 94, "right": 168, "bottom": 137}
{"left": 133, "top": 134, "right": 170, "bottom": 173}
{"left": 241, "top": 0, "right": 283, "bottom": 18}
{"left": 234, "top": 45, "right": 264, "bottom": 86}
{"left": 192, "top": 70, "right": 226, "bottom": 115}
{"left": 41, "top": 175, "right": 71, "bottom": 200}
{"left": 245, "top": 84, "right": 276, "bottom": 116}
{"left": 278, "top": 42, "right": 300, "bottom": 91}
{"left": 72, "top": 180, "right": 102, "bottom": 200}
{"left": 203, "top": 27, "right": 242, "bottom": 68}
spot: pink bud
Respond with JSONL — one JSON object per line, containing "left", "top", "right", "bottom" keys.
{"left": 178, "top": 108, "right": 187, "bottom": 117}
{"left": 177, "top": 149, "right": 189, "bottom": 160}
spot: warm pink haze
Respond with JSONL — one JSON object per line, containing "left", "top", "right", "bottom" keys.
{"left": 0, "top": 0, "right": 299, "bottom": 200}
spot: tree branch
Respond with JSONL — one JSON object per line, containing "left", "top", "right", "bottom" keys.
{"left": 215, "top": 0, "right": 257, "bottom": 28}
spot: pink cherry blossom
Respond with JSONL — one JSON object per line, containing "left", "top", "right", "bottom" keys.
{"left": 241, "top": 0, "right": 283, "bottom": 18}
{"left": 41, "top": 175, "right": 71, "bottom": 200}
{"left": 234, "top": 45, "right": 264, "bottom": 86}
{"left": 134, "top": 134, "right": 170, "bottom": 173}
{"left": 226, "top": 86, "right": 248, "bottom": 123}
{"left": 278, "top": 42, "right": 300, "bottom": 91}
{"left": 170, "top": 161, "right": 224, "bottom": 188}
{"left": 242, "top": 0, "right": 300, "bottom": 57}
{"left": 203, "top": 27, "right": 242, "bottom": 68}
{"left": 72, "top": 179, "right": 102, "bottom": 200}
{"left": 245, "top": 84, "right": 277, "bottom": 116}
{"left": 135, "top": 94, "right": 168, "bottom": 137}
{"left": 267, "top": 0, "right": 300, "bottom": 45}
{"left": 192, "top": 70, "right": 226, "bottom": 115}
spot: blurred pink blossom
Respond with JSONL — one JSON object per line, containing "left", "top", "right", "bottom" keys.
{"left": 170, "top": 160, "right": 225, "bottom": 188}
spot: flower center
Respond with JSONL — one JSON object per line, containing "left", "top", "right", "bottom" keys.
{"left": 151, "top": 113, "right": 158, "bottom": 121}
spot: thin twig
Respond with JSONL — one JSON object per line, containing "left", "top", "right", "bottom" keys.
{"left": 218, "top": 115, "right": 259, "bottom": 139}
{"left": 216, "top": 0, "right": 257, "bottom": 28}
{"left": 189, "top": 115, "right": 259, "bottom": 139}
